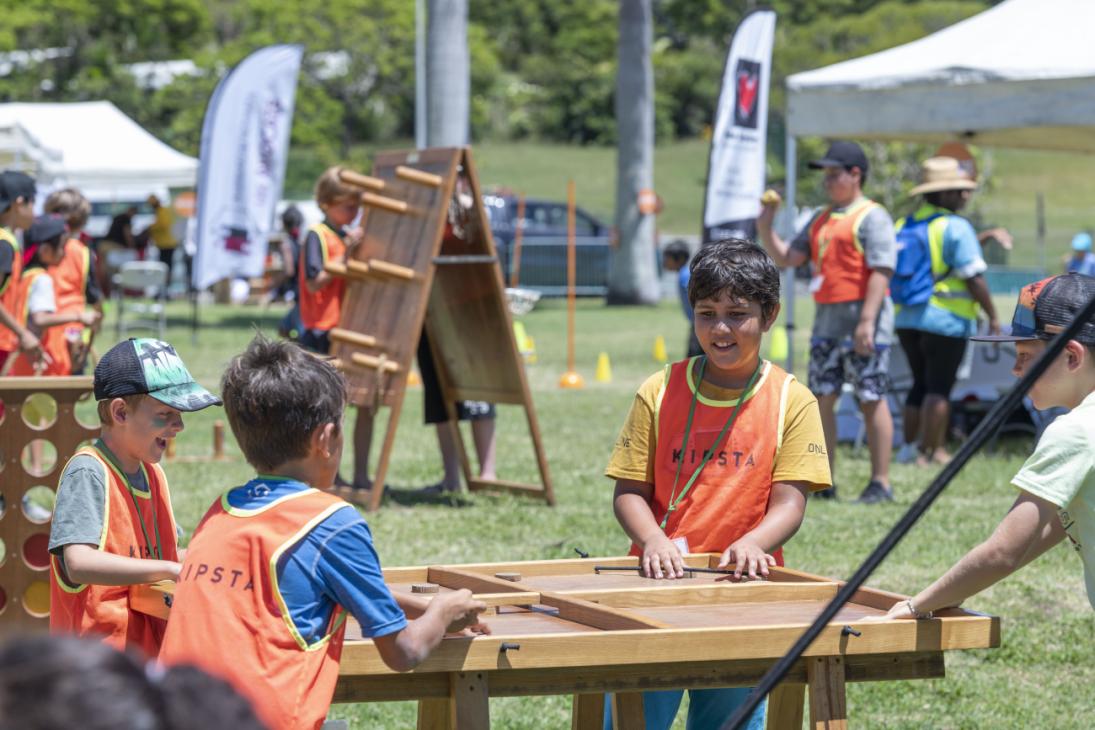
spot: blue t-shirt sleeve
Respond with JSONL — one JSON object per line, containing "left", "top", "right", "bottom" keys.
{"left": 311, "top": 507, "right": 407, "bottom": 638}
{"left": 276, "top": 505, "right": 407, "bottom": 644}
{"left": 942, "top": 216, "right": 986, "bottom": 279}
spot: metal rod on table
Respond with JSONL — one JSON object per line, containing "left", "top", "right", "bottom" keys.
{"left": 720, "top": 289, "right": 1095, "bottom": 730}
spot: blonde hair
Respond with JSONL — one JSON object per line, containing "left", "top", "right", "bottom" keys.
{"left": 313, "top": 166, "right": 357, "bottom": 207}
{"left": 43, "top": 188, "right": 91, "bottom": 231}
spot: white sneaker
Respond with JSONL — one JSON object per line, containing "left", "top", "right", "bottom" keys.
{"left": 895, "top": 442, "right": 919, "bottom": 465}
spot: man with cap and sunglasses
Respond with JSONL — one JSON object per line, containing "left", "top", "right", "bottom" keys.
{"left": 892, "top": 157, "right": 1001, "bottom": 469}
{"left": 0, "top": 170, "right": 46, "bottom": 369}
{"left": 49, "top": 337, "right": 221, "bottom": 657}
{"left": 879, "top": 273, "right": 1095, "bottom": 619}
{"left": 757, "top": 140, "right": 897, "bottom": 504}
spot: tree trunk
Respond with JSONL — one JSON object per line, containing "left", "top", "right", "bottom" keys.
{"left": 608, "top": 0, "right": 659, "bottom": 305}
{"left": 426, "top": 0, "right": 469, "bottom": 147}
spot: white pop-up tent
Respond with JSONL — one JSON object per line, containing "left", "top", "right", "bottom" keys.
{"left": 0, "top": 101, "right": 197, "bottom": 197}
{"left": 776, "top": 0, "right": 1095, "bottom": 370}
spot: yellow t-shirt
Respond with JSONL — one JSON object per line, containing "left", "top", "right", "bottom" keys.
{"left": 149, "top": 206, "right": 177, "bottom": 250}
{"left": 606, "top": 364, "right": 832, "bottom": 490}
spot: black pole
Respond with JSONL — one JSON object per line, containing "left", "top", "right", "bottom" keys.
{"left": 721, "top": 288, "right": 1095, "bottom": 730}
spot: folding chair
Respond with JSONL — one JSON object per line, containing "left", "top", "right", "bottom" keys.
{"left": 113, "top": 260, "right": 168, "bottom": 340}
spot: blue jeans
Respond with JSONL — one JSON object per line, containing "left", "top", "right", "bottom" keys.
{"left": 602, "top": 688, "right": 767, "bottom": 730}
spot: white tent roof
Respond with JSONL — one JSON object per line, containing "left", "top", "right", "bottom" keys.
{"left": 0, "top": 101, "right": 197, "bottom": 193}
{"left": 786, "top": 0, "right": 1095, "bottom": 152}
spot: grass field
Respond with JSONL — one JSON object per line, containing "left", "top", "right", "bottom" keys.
{"left": 81, "top": 294, "right": 1094, "bottom": 729}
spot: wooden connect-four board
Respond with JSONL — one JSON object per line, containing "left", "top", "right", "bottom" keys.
{"left": 0, "top": 376, "right": 98, "bottom": 632}
{"left": 134, "top": 554, "right": 999, "bottom": 729}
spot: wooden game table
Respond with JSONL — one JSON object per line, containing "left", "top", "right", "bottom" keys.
{"left": 134, "top": 554, "right": 999, "bottom": 729}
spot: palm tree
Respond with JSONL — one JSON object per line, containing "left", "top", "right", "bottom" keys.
{"left": 608, "top": 0, "right": 659, "bottom": 305}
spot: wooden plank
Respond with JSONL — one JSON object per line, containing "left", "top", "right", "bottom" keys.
{"left": 337, "top": 618, "right": 998, "bottom": 676}
{"left": 350, "top": 352, "right": 401, "bottom": 373}
{"left": 452, "top": 671, "right": 490, "bottom": 730}
{"left": 767, "top": 682, "right": 805, "bottom": 730}
{"left": 571, "top": 582, "right": 840, "bottom": 609}
{"left": 397, "top": 165, "right": 444, "bottom": 187}
{"left": 361, "top": 192, "right": 410, "bottom": 214}
{"left": 610, "top": 693, "right": 644, "bottom": 730}
{"left": 332, "top": 652, "right": 946, "bottom": 704}
{"left": 572, "top": 694, "right": 604, "bottom": 730}
{"left": 446, "top": 387, "right": 526, "bottom": 405}
{"left": 340, "top": 169, "right": 385, "bottom": 191}
{"left": 427, "top": 567, "right": 533, "bottom": 594}
{"left": 368, "top": 258, "right": 418, "bottom": 280}
{"left": 538, "top": 592, "right": 671, "bottom": 631}
{"left": 329, "top": 327, "right": 378, "bottom": 349}
{"left": 417, "top": 698, "right": 452, "bottom": 730}
{"left": 807, "top": 657, "right": 847, "bottom": 730}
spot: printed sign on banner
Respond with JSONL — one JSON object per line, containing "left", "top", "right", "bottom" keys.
{"left": 192, "top": 45, "right": 303, "bottom": 291}
{"left": 701, "top": 11, "right": 776, "bottom": 244}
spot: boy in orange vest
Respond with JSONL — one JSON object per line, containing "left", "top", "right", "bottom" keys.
{"left": 160, "top": 336, "right": 489, "bottom": 730}
{"left": 757, "top": 141, "right": 897, "bottom": 504}
{"left": 605, "top": 239, "right": 831, "bottom": 729}
{"left": 49, "top": 337, "right": 221, "bottom": 656}
{"left": 0, "top": 170, "right": 44, "bottom": 371}
{"left": 44, "top": 188, "right": 103, "bottom": 374}
{"left": 298, "top": 166, "right": 375, "bottom": 491}
{"left": 8, "top": 215, "right": 101, "bottom": 375}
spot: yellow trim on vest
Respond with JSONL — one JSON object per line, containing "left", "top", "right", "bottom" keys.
{"left": 775, "top": 374, "right": 796, "bottom": 456}
{"left": 685, "top": 357, "right": 771, "bottom": 407}
{"left": 653, "top": 362, "right": 672, "bottom": 444}
{"left": 51, "top": 447, "right": 114, "bottom": 594}
{"left": 309, "top": 223, "right": 337, "bottom": 265}
{"left": 93, "top": 446, "right": 154, "bottom": 501}
{"left": 16, "top": 267, "right": 47, "bottom": 325}
{"left": 902, "top": 204, "right": 978, "bottom": 321}
{"left": 268, "top": 502, "right": 353, "bottom": 651}
{"left": 220, "top": 485, "right": 320, "bottom": 518}
{"left": 0, "top": 226, "right": 18, "bottom": 297}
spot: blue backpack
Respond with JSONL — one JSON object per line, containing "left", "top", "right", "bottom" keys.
{"left": 891, "top": 212, "right": 945, "bottom": 306}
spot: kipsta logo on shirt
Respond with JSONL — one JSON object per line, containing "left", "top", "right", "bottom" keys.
{"left": 734, "top": 59, "right": 761, "bottom": 129}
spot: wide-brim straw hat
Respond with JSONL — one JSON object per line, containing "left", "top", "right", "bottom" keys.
{"left": 909, "top": 156, "right": 978, "bottom": 196}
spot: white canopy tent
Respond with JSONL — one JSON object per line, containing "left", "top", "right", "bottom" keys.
{"left": 0, "top": 101, "right": 197, "bottom": 199}
{"left": 777, "top": 0, "right": 1095, "bottom": 370}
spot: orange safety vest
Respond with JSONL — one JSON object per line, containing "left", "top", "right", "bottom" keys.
{"left": 50, "top": 444, "right": 179, "bottom": 658}
{"left": 51, "top": 237, "right": 90, "bottom": 317}
{"left": 298, "top": 223, "right": 345, "bottom": 331}
{"left": 160, "top": 488, "right": 350, "bottom": 730}
{"left": 0, "top": 226, "right": 23, "bottom": 352}
{"left": 9, "top": 267, "right": 70, "bottom": 375}
{"left": 807, "top": 198, "right": 880, "bottom": 304}
{"left": 640, "top": 357, "right": 794, "bottom": 561}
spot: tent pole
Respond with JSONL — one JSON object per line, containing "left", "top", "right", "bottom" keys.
{"left": 782, "top": 134, "right": 797, "bottom": 374}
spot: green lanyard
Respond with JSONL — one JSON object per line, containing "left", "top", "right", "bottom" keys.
{"left": 660, "top": 357, "right": 763, "bottom": 530}
{"left": 94, "top": 440, "right": 164, "bottom": 560}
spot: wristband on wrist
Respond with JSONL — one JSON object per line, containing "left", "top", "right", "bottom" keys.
{"left": 905, "top": 598, "right": 933, "bottom": 620}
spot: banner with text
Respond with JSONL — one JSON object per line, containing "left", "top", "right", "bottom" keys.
{"left": 193, "top": 44, "right": 303, "bottom": 290}
{"left": 701, "top": 10, "right": 776, "bottom": 244}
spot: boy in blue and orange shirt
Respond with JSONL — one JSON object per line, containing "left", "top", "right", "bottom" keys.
{"left": 605, "top": 239, "right": 832, "bottom": 729}
{"left": 160, "top": 336, "right": 488, "bottom": 730}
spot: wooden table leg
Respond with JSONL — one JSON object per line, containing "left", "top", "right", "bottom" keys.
{"left": 572, "top": 693, "right": 606, "bottom": 730}
{"left": 767, "top": 681, "right": 805, "bottom": 730}
{"left": 417, "top": 698, "right": 453, "bottom": 730}
{"left": 807, "top": 657, "right": 847, "bottom": 730}
{"left": 452, "top": 671, "right": 490, "bottom": 729}
{"left": 610, "top": 692, "right": 644, "bottom": 730}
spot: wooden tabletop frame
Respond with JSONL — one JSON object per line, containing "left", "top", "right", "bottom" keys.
{"left": 134, "top": 554, "right": 998, "bottom": 729}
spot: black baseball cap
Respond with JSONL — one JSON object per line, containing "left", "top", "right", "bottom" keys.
{"left": 808, "top": 141, "right": 869, "bottom": 175}
{"left": 971, "top": 273, "right": 1095, "bottom": 345}
{"left": 0, "top": 170, "right": 36, "bottom": 211}
{"left": 94, "top": 338, "right": 222, "bottom": 412}
{"left": 25, "top": 214, "right": 66, "bottom": 245}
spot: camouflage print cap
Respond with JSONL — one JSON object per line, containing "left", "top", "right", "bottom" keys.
{"left": 94, "top": 338, "right": 222, "bottom": 412}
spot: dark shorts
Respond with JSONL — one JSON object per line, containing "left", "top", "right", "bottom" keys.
{"left": 298, "top": 329, "right": 331, "bottom": 355}
{"left": 417, "top": 331, "right": 496, "bottom": 425}
{"left": 808, "top": 337, "right": 891, "bottom": 401}
{"left": 896, "top": 328, "right": 968, "bottom": 407}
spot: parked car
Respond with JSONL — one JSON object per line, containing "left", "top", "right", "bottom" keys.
{"left": 482, "top": 193, "right": 613, "bottom": 296}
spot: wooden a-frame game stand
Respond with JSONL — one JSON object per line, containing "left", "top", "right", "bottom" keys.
{"left": 325, "top": 147, "right": 553, "bottom": 512}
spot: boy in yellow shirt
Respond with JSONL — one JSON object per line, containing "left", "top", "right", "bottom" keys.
{"left": 605, "top": 239, "right": 832, "bottom": 729}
